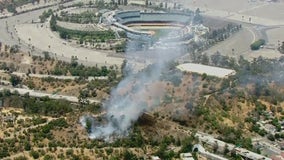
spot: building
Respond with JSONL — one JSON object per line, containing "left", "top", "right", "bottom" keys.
{"left": 113, "top": 0, "right": 128, "bottom": 5}
{"left": 112, "top": 10, "right": 197, "bottom": 42}
{"left": 177, "top": 63, "right": 236, "bottom": 78}
{"left": 180, "top": 153, "right": 194, "bottom": 160}
{"left": 271, "top": 152, "right": 284, "bottom": 160}
{"left": 151, "top": 156, "right": 161, "bottom": 160}
{"left": 128, "top": 0, "right": 146, "bottom": 6}
{"left": 192, "top": 144, "right": 227, "bottom": 160}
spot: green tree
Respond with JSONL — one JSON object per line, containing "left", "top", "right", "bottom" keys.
{"left": 43, "top": 154, "right": 54, "bottom": 160}
{"left": 24, "top": 141, "right": 31, "bottom": 151}
{"left": 85, "top": 118, "right": 92, "bottom": 133}
{"left": 213, "top": 142, "right": 219, "bottom": 153}
{"left": 50, "top": 14, "right": 57, "bottom": 31}
{"left": 10, "top": 45, "right": 19, "bottom": 53}
{"left": 250, "top": 39, "right": 265, "bottom": 50}
{"left": 193, "top": 8, "right": 203, "bottom": 24}
{"left": 279, "top": 41, "right": 284, "bottom": 53}
{"left": 145, "top": 0, "right": 148, "bottom": 6}
{"left": 70, "top": 56, "right": 78, "bottom": 67}
{"left": 10, "top": 74, "right": 21, "bottom": 86}
{"left": 267, "top": 134, "right": 275, "bottom": 141}
{"left": 155, "top": 143, "right": 175, "bottom": 159}
{"left": 30, "top": 150, "right": 40, "bottom": 159}
{"left": 0, "top": 146, "right": 9, "bottom": 158}
{"left": 179, "top": 136, "right": 194, "bottom": 153}
{"left": 43, "top": 51, "right": 50, "bottom": 60}
{"left": 59, "top": 30, "right": 68, "bottom": 39}
{"left": 123, "top": 0, "right": 127, "bottom": 5}
{"left": 201, "top": 54, "right": 209, "bottom": 65}
{"left": 7, "top": 4, "right": 16, "bottom": 13}
{"left": 95, "top": 0, "right": 105, "bottom": 8}
{"left": 79, "top": 90, "right": 90, "bottom": 104}
{"left": 223, "top": 144, "right": 230, "bottom": 155}
{"left": 39, "top": 9, "right": 53, "bottom": 22}
{"left": 123, "top": 150, "right": 137, "bottom": 160}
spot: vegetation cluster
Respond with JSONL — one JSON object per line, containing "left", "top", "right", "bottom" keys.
{"left": 57, "top": 10, "right": 100, "bottom": 24}
{"left": 250, "top": 39, "right": 265, "bottom": 50}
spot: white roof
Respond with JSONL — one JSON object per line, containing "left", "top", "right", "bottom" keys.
{"left": 180, "top": 153, "right": 194, "bottom": 160}
{"left": 177, "top": 63, "right": 236, "bottom": 78}
{"left": 129, "top": 0, "right": 145, "bottom": 5}
{"left": 151, "top": 156, "right": 161, "bottom": 160}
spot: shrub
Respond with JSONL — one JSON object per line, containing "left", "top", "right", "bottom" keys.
{"left": 30, "top": 150, "right": 40, "bottom": 159}
{"left": 10, "top": 75, "right": 21, "bottom": 86}
{"left": 250, "top": 39, "right": 265, "bottom": 50}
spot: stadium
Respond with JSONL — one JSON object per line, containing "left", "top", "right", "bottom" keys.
{"left": 106, "top": 10, "right": 209, "bottom": 47}
{"left": 114, "top": 11, "right": 192, "bottom": 27}
{"left": 108, "top": 11, "right": 194, "bottom": 41}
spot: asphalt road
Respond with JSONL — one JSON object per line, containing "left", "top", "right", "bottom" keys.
{"left": 0, "top": 85, "right": 100, "bottom": 103}
{"left": 0, "top": 5, "right": 59, "bottom": 56}
{"left": 203, "top": 23, "right": 257, "bottom": 57}
{"left": 0, "top": 1, "right": 124, "bottom": 67}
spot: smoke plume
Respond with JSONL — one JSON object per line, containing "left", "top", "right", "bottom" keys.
{"left": 80, "top": 26, "right": 189, "bottom": 141}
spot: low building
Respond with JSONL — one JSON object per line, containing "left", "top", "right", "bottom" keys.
{"left": 271, "top": 155, "right": 283, "bottom": 160}
{"left": 128, "top": 0, "right": 146, "bottom": 6}
{"left": 177, "top": 63, "right": 236, "bottom": 78}
{"left": 271, "top": 152, "right": 284, "bottom": 160}
{"left": 180, "top": 153, "right": 194, "bottom": 160}
{"left": 151, "top": 156, "right": 161, "bottom": 160}
{"left": 193, "top": 144, "right": 227, "bottom": 160}
{"left": 264, "top": 124, "right": 276, "bottom": 134}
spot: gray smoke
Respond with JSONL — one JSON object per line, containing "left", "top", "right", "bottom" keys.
{"left": 80, "top": 26, "right": 193, "bottom": 141}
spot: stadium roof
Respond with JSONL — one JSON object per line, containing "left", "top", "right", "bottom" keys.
{"left": 115, "top": 11, "right": 192, "bottom": 25}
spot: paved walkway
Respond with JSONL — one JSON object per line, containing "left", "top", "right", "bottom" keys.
{"left": 16, "top": 22, "right": 124, "bottom": 67}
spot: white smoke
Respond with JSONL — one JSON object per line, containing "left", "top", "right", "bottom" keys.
{"left": 80, "top": 61, "right": 176, "bottom": 141}
{"left": 80, "top": 22, "right": 197, "bottom": 141}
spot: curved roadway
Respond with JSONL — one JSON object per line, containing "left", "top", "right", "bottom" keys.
{"left": 0, "top": 3, "right": 124, "bottom": 67}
